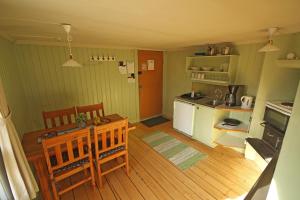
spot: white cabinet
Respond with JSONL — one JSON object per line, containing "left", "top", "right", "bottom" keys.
{"left": 173, "top": 100, "right": 195, "bottom": 136}
{"left": 193, "top": 105, "right": 227, "bottom": 147}
{"left": 193, "top": 105, "right": 214, "bottom": 146}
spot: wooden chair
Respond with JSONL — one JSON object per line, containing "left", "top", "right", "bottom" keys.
{"left": 42, "top": 128, "right": 95, "bottom": 200}
{"left": 42, "top": 107, "right": 76, "bottom": 130}
{"left": 76, "top": 103, "right": 105, "bottom": 121}
{"left": 93, "top": 118, "right": 129, "bottom": 187}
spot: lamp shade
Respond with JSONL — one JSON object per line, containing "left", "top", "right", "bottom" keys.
{"left": 259, "top": 40, "right": 280, "bottom": 52}
{"left": 62, "top": 53, "right": 82, "bottom": 67}
{"left": 62, "top": 57, "right": 82, "bottom": 67}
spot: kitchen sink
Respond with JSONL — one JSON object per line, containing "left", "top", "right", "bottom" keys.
{"left": 180, "top": 92, "right": 205, "bottom": 100}
{"left": 205, "top": 100, "right": 223, "bottom": 107}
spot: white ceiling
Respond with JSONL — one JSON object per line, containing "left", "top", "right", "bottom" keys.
{"left": 0, "top": 0, "right": 300, "bottom": 50}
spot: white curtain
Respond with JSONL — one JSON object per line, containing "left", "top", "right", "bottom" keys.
{"left": 0, "top": 78, "right": 39, "bottom": 200}
{"left": 0, "top": 148, "right": 14, "bottom": 200}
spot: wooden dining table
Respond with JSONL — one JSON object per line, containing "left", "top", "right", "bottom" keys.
{"left": 22, "top": 114, "right": 136, "bottom": 200}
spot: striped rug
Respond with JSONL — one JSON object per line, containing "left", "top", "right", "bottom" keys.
{"left": 142, "top": 131, "right": 207, "bottom": 170}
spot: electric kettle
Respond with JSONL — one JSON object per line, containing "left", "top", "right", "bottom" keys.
{"left": 241, "top": 96, "right": 253, "bottom": 109}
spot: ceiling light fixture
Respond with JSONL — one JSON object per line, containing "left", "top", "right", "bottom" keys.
{"left": 62, "top": 24, "right": 82, "bottom": 67}
{"left": 258, "top": 27, "right": 280, "bottom": 52}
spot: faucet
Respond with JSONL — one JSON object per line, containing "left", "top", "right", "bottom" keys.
{"left": 214, "top": 88, "right": 223, "bottom": 101}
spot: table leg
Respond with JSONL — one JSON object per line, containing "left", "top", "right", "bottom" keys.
{"left": 32, "top": 158, "right": 52, "bottom": 200}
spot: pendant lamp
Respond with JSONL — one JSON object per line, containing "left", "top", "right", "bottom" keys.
{"left": 62, "top": 24, "right": 82, "bottom": 67}
{"left": 259, "top": 27, "right": 280, "bottom": 52}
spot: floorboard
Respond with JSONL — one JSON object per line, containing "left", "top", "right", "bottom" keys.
{"left": 58, "top": 122, "right": 261, "bottom": 200}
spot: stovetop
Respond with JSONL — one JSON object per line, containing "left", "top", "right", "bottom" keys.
{"left": 266, "top": 101, "right": 293, "bottom": 116}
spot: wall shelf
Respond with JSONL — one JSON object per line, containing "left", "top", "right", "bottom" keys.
{"left": 187, "top": 55, "right": 238, "bottom": 59}
{"left": 215, "top": 133, "right": 246, "bottom": 148}
{"left": 191, "top": 79, "right": 229, "bottom": 86}
{"left": 186, "top": 55, "right": 239, "bottom": 85}
{"left": 187, "top": 69, "right": 229, "bottom": 74}
{"left": 215, "top": 104, "right": 253, "bottom": 112}
{"left": 276, "top": 59, "right": 300, "bottom": 69}
{"left": 214, "top": 122, "right": 250, "bottom": 133}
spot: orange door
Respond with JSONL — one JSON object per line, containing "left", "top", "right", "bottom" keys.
{"left": 138, "top": 50, "right": 163, "bottom": 120}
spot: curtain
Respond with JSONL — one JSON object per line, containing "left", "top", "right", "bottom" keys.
{"left": 0, "top": 78, "right": 39, "bottom": 200}
{"left": 0, "top": 148, "right": 14, "bottom": 200}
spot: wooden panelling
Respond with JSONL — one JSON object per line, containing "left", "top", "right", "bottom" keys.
{"left": 0, "top": 38, "right": 29, "bottom": 135}
{"left": 14, "top": 44, "right": 139, "bottom": 133}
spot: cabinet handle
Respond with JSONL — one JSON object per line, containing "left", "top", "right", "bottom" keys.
{"left": 266, "top": 131, "right": 274, "bottom": 137}
{"left": 275, "top": 138, "right": 282, "bottom": 149}
{"left": 260, "top": 122, "right": 266, "bottom": 127}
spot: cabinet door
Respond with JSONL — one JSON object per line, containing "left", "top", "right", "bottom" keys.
{"left": 173, "top": 100, "right": 195, "bottom": 136}
{"left": 193, "top": 105, "right": 215, "bottom": 147}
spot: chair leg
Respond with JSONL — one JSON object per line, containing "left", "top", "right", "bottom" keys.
{"left": 84, "top": 168, "right": 88, "bottom": 176}
{"left": 125, "top": 153, "right": 129, "bottom": 176}
{"left": 90, "top": 164, "right": 96, "bottom": 187}
{"left": 97, "top": 162, "right": 103, "bottom": 188}
{"left": 51, "top": 180, "right": 59, "bottom": 200}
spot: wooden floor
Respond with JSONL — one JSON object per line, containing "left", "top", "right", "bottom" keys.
{"left": 58, "top": 121, "right": 261, "bottom": 200}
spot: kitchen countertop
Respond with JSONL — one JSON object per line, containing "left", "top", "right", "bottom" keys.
{"left": 175, "top": 96, "right": 253, "bottom": 112}
{"left": 175, "top": 96, "right": 217, "bottom": 108}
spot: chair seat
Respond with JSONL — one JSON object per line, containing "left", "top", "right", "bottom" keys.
{"left": 98, "top": 146, "right": 125, "bottom": 160}
{"left": 53, "top": 158, "right": 90, "bottom": 175}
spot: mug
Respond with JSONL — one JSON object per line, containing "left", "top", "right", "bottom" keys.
{"left": 223, "top": 47, "right": 230, "bottom": 55}
{"left": 241, "top": 96, "right": 253, "bottom": 109}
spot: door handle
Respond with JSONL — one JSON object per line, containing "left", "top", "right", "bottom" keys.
{"left": 260, "top": 122, "right": 267, "bottom": 127}
{"left": 275, "top": 138, "right": 282, "bottom": 149}
{"left": 139, "top": 85, "right": 142, "bottom": 89}
{"left": 266, "top": 131, "right": 274, "bottom": 137}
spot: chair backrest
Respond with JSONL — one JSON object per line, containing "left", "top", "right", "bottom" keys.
{"left": 93, "top": 118, "right": 128, "bottom": 156}
{"left": 76, "top": 103, "right": 105, "bottom": 120}
{"left": 42, "top": 107, "right": 76, "bottom": 130}
{"left": 42, "top": 128, "right": 92, "bottom": 175}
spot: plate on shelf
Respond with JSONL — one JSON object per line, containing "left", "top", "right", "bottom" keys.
{"left": 200, "top": 66, "right": 212, "bottom": 71}
{"left": 189, "top": 66, "right": 200, "bottom": 70}
{"left": 223, "top": 118, "right": 241, "bottom": 126}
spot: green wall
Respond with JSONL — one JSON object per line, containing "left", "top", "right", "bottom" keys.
{"left": 163, "top": 43, "right": 265, "bottom": 118}
{"left": 249, "top": 33, "right": 300, "bottom": 138}
{"left": 163, "top": 48, "right": 199, "bottom": 117}
{"left": 267, "top": 81, "right": 300, "bottom": 199}
{"left": 163, "top": 33, "right": 300, "bottom": 140}
{"left": 14, "top": 44, "right": 139, "bottom": 134}
{"left": 0, "top": 38, "right": 28, "bottom": 135}
{"left": 235, "top": 43, "right": 265, "bottom": 96}
{"left": 2, "top": 32, "right": 300, "bottom": 138}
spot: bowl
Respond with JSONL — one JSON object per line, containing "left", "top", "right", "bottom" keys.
{"left": 201, "top": 66, "right": 212, "bottom": 71}
{"left": 189, "top": 66, "right": 200, "bottom": 70}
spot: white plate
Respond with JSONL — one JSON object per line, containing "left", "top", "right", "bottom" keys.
{"left": 201, "top": 67, "right": 212, "bottom": 71}
{"left": 189, "top": 66, "right": 199, "bottom": 70}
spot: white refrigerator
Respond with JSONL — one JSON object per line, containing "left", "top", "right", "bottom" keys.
{"left": 173, "top": 100, "right": 195, "bottom": 136}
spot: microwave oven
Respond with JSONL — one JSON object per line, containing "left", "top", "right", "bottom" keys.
{"left": 263, "top": 101, "right": 292, "bottom": 134}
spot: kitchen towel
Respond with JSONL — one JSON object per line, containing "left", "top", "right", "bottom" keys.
{"left": 142, "top": 131, "right": 207, "bottom": 170}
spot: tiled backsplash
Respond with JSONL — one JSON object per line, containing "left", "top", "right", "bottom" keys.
{"left": 192, "top": 83, "right": 245, "bottom": 101}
